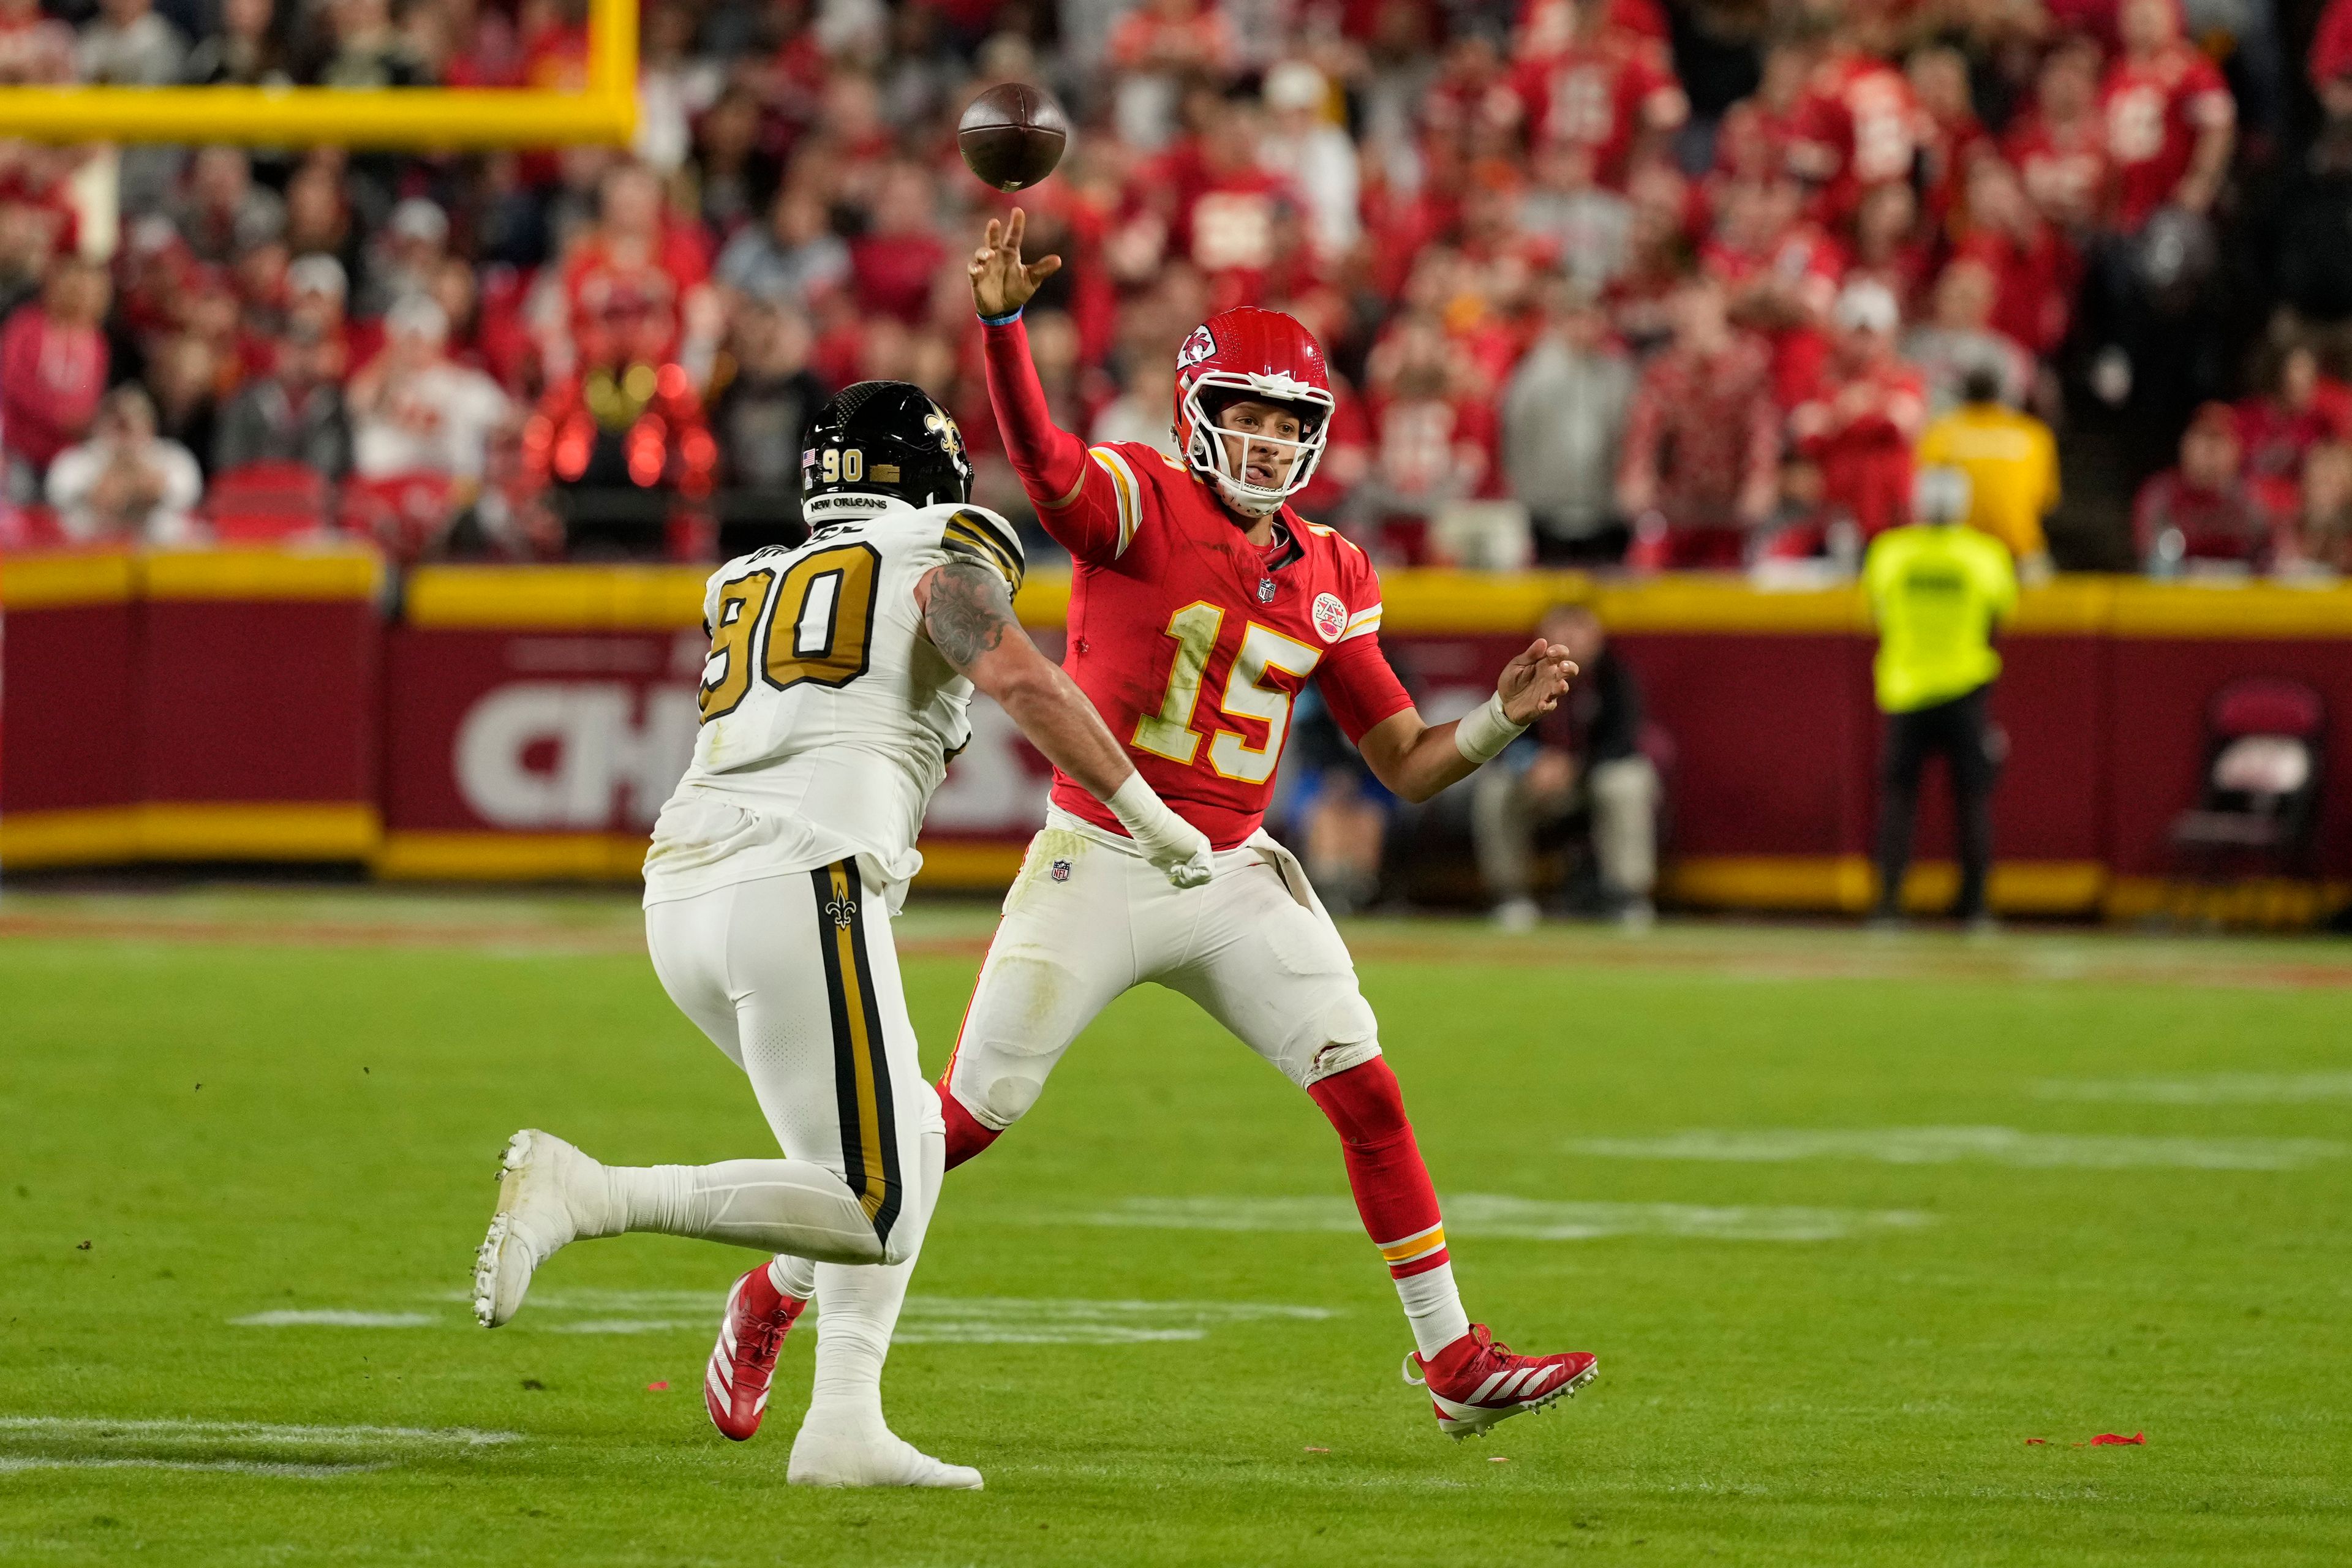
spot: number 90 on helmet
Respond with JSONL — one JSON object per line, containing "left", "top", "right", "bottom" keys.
{"left": 802, "top": 380, "right": 974, "bottom": 516}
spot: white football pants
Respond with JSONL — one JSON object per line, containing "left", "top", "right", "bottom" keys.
{"left": 943, "top": 810, "right": 1385, "bottom": 1133}
{"left": 644, "top": 860, "right": 940, "bottom": 1265}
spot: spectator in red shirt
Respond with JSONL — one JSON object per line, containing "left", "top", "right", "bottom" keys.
{"left": 1512, "top": 0, "right": 1687, "bottom": 190}
{"left": 1618, "top": 273, "right": 1781, "bottom": 569}
{"left": 1787, "top": 279, "right": 1929, "bottom": 544}
{"left": 2283, "top": 440, "right": 2352, "bottom": 572}
{"left": 846, "top": 163, "right": 948, "bottom": 326}
{"left": 2317, "top": 0, "right": 2352, "bottom": 125}
{"left": 1, "top": 255, "right": 110, "bottom": 492}
{"left": 2135, "top": 401, "right": 2280, "bottom": 571}
{"left": 1954, "top": 156, "right": 2079, "bottom": 358}
{"left": 2100, "top": 0, "right": 2234, "bottom": 232}
{"left": 1348, "top": 313, "right": 1498, "bottom": 562}
{"left": 556, "top": 160, "right": 714, "bottom": 379}
{"left": 2005, "top": 36, "right": 2111, "bottom": 234}
{"left": 1158, "top": 96, "right": 1295, "bottom": 313}
{"left": 2234, "top": 343, "right": 2352, "bottom": 513}
{"left": 1713, "top": 40, "right": 1812, "bottom": 188}
{"left": 1789, "top": 32, "right": 1923, "bottom": 225}
{"left": 1705, "top": 175, "right": 1845, "bottom": 405}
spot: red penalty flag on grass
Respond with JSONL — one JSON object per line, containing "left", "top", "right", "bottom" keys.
{"left": 2089, "top": 1433, "right": 2146, "bottom": 1446}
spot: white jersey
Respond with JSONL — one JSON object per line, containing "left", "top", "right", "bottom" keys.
{"left": 643, "top": 492, "right": 1025, "bottom": 908}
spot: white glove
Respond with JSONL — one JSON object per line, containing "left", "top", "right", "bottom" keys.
{"left": 1104, "top": 773, "right": 1215, "bottom": 889}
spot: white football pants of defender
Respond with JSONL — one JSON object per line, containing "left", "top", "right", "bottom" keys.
{"left": 644, "top": 861, "right": 942, "bottom": 1271}
{"left": 944, "top": 810, "right": 1385, "bottom": 1133}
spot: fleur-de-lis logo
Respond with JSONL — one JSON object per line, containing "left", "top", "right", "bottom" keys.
{"left": 925, "top": 407, "right": 965, "bottom": 462}
{"left": 827, "top": 896, "right": 858, "bottom": 929}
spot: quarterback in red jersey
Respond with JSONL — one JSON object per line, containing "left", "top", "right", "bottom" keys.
{"left": 946, "top": 209, "right": 1597, "bottom": 1439}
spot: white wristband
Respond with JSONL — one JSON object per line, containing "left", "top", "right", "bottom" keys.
{"left": 1453, "top": 691, "right": 1528, "bottom": 766}
{"left": 1104, "top": 771, "right": 1184, "bottom": 845}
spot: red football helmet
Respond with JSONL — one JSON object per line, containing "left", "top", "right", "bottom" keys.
{"left": 1172, "top": 307, "right": 1336, "bottom": 516}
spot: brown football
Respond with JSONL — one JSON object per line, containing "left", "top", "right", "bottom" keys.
{"left": 958, "top": 82, "right": 1069, "bottom": 192}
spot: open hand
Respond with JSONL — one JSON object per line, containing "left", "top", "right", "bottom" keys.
{"left": 1496, "top": 636, "right": 1578, "bottom": 726}
{"left": 969, "top": 208, "right": 1063, "bottom": 319}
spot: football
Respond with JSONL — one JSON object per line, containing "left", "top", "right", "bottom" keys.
{"left": 957, "top": 82, "right": 1069, "bottom": 192}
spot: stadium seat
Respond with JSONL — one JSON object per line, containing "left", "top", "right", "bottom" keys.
{"left": 0, "top": 502, "right": 68, "bottom": 551}
{"left": 2169, "top": 679, "right": 2327, "bottom": 918}
{"left": 207, "top": 461, "right": 331, "bottom": 543}
{"left": 340, "top": 473, "right": 458, "bottom": 563}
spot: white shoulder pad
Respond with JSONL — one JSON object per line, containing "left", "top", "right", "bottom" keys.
{"left": 923, "top": 501, "right": 1027, "bottom": 593}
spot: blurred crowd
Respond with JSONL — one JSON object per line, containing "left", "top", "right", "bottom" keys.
{"left": 3, "top": 0, "right": 2351, "bottom": 578}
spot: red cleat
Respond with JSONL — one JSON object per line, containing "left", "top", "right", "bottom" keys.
{"left": 1404, "top": 1324, "right": 1597, "bottom": 1439}
{"left": 704, "top": 1265, "right": 807, "bottom": 1441}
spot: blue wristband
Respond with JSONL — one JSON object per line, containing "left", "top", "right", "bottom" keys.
{"left": 978, "top": 307, "right": 1023, "bottom": 327}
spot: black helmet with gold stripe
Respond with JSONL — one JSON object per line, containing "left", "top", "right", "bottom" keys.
{"left": 802, "top": 380, "right": 973, "bottom": 511}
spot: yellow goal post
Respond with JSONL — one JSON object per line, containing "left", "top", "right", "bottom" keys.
{"left": 0, "top": 0, "right": 636, "bottom": 147}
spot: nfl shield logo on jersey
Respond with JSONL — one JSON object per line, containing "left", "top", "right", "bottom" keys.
{"left": 1311, "top": 592, "right": 1348, "bottom": 643}
{"left": 1050, "top": 858, "right": 1072, "bottom": 883}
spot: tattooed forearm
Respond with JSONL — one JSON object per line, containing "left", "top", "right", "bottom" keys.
{"left": 922, "top": 560, "right": 1019, "bottom": 669}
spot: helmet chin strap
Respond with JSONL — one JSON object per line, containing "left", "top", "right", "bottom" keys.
{"left": 1213, "top": 477, "right": 1285, "bottom": 518}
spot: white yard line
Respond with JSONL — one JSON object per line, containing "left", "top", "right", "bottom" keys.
{"left": 0, "top": 1417, "right": 519, "bottom": 1447}
{"left": 1561, "top": 1126, "right": 2347, "bottom": 1170}
{"left": 1059, "top": 1194, "right": 1934, "bottom": 1243}
{"left": 2033, "top": 1072, "right": 2352, "bottom": 1104}
{"left": 0, "top": 1456, "right": 392, "bottom": 1479}
{"left": 230, "top": 1310, "right": 439, "bottom": 1328}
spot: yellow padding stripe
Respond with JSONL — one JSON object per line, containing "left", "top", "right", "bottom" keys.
{"left": 1378, "top": 1226, "right": 1446, "bottom": 1265}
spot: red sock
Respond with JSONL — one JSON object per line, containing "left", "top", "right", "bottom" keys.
{"left": 1307, "top": 1060, "right": 1449, "bottom": 1278}
{"left": 935, "top": 1081, "right": 1000, "bottom": 1172}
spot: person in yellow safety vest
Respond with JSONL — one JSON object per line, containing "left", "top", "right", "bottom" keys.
{"left": 1863, "top": 465, "right": 2019, "bottom": 929}
{"left": 1914, "top": 366, "right": 2059, "bottom": 580}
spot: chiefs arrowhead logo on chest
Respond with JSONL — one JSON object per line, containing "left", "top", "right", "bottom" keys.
{"left": 1310, "top": 592, "right": 1348, "bottom": 643}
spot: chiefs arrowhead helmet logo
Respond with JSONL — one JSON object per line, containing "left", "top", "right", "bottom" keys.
{"left": 1176, "top": 325, "right": 1216, "bottom": 370}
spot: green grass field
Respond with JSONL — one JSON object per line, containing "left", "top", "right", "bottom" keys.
{"left": 4, "top": 888, "right": 2350, "bottom": 1566}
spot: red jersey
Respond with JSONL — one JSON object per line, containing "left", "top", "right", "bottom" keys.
{"left": 1791, "top": 53, "right": 1921, "bottom": 220}
{"left": 0, "top": 303, "right": 105, "bottom": 469}
{"left": 1790, "top": 356, "right": 1928, "bottom": 537}
{"left": 562, "top": 227, "right": 709, "bottom": 371}
{"left": 2315, "top": 0, "right": 2352, "bottom": 92}
{"left": 2132, "top": 471, "right": 2280, "bottom": 565}
{"left": 983, "top": 317, "right": 1414, "bottom": 848}
{"left": 1513, "top": 38, "right": 1685, "bottom": 188}
{"left": 2235, "top": 381, "right": 2352, "bottom": 493}
{"left": 1712, "top": 96, "right": 1802, "bottom": 185}
{"left": 2100, "top": 46, "right": 2234, "bottom": 230}
{"left": 2003, "top": 110, "right": 2109, "bottom": 230}
{"left": 1953, "top": 227, "right": 2079, "bottom": 357}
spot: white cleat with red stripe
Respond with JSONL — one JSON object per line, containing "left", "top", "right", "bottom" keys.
{"left": 705, "top": 1265, "right": 807, "bottom": 1441}
{"left": 1404, "top": 1324, "right": 1598, "bottom": 1439}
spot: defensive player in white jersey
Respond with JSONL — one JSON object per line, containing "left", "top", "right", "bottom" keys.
{"left": 470, "top": 382, "right": 1212, "bottom": 1490}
